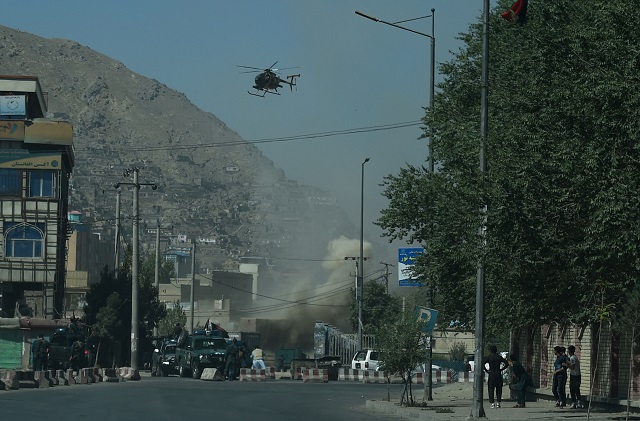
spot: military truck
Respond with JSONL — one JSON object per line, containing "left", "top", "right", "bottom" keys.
{"left": 175, "top": 330, "right": 228, "bottom": 379}
{"left": 47, "top": 327, "right": 87, "bottom": 371}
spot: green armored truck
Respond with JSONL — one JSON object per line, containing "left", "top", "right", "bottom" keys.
{"left": 175, "top": 330, "right": 228, "bottom": 379}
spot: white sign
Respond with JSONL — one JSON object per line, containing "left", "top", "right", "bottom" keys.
{"left": 0, "top": 95, "right": 26, "bottom": 116}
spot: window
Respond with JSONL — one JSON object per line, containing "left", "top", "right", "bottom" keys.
{"left": 0, "top": 169, "right": 20, "bottom": 196}
{"left": 4, "top": 222, "right": 44, "bottom": 258}
{"left": 29, "top": 171, "right": 56, "bottom": 198}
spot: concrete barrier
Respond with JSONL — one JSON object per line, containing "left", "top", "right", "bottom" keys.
{"left": 456, "top": 371, "right": 486, "bottom": 383}
{"left": 338, "top": 368, "right": 363, "bottom": 381}
{"left": 201, "top": 368, "right": 224, "bottom": 381}
{"left": 55, "top": 369, "right": 69, "bottom": 385}
{"left": 77, "top": 368, "right": 90, "bottom": 384}
{"left": 239, "top": 368, "right": 266, "bottom": 382}
{"left": 302, "top": 368, "right": 328, "bottom": 383}
{"left": 17, "top": 370, "right": 38, "bottom": 388}
{"left": 116, "top": 367, "right": 141, "bottom": 381}
{"left": 292, "top": 367, "right": 303, "bottom": 380}
{"left": 362, "top": 370, "right": 388, "bottom": 384}
{"left": 101, "top": 368, "right": 121, "bottom": 383}
{"left": 0, "top": 370, "right": 19, "bottom": 390}
{"left": 34, "top": 370, "right": 53, "bottom": 388}
{"left": 265, "top": 366, "right": 275, "bottom": 379}
{"left": 65, "top": 369, "right": 77, "bottom": 385}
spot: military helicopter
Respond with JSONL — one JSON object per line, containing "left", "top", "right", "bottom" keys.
{"left": 237, "top": 61, "right": 300, "bottom": 97}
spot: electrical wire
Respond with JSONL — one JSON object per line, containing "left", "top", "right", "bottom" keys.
{"left": 72, "top": 120, "right": 422, "bottom": 153}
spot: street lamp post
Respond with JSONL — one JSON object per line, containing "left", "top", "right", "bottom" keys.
{"left": 472, "top": 0, "right": 490, "bottom": 418}
{"left": 114, "top": 168, "right": 157, "bottom": 370}
{"left": 355, "top": 8, "right": 436, "bottom": 173}
{"left": 358, "top": 157, "right": 370, "bottom": 350}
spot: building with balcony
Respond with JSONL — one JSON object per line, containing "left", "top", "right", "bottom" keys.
{"left": 0, "top": 75, "right": 75, "bottom": 319}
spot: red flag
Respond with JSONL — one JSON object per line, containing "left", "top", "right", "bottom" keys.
{"left": 501, "top": 0, "right": 528, "bottom": 23}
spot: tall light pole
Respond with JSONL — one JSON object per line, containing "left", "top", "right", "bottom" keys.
{"left": 115, "top": 167, "right": 157, "bottom": 370}
{"left": 114, "top": 188, "right": 121, "bottom": 274}
{"left": 472, "top": 0, "right": 490, "bottom": 418}
{"left": 355, "top": 8, "right": 436, "bottom": 173}
{"left": 358, "top": 157, "right": 370, "bottom": 350}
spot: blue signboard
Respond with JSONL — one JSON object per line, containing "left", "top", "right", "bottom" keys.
{"left": 415, "top": 306, "right": 438, "bottom": 333}
{"left": 398, "top": 247, "right": 424, "bottom": 287}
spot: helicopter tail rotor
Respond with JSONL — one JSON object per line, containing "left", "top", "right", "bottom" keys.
{"left": 286, "top": 74, "right": 300, "bottom": 91}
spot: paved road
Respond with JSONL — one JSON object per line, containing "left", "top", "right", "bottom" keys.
{"left": 0, "top": 375, "right": 409, "bottom": 421}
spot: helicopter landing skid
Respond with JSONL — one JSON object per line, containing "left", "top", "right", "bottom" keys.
{"left": 248, "top": 89, "right": 280, "bottom": 97}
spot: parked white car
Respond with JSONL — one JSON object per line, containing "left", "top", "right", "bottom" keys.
{"left": 351, "top": 349, "right": 380, "bottom": 371}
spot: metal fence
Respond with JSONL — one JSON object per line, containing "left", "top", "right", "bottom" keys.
{"left": 314, "top": 321, "right": 376, "bottom": 366}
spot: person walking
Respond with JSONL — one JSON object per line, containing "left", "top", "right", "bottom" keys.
{"left": 483, "top": 345, "right": 509, "bottom": 408}
{"left": 567, "top": 345, "right": 583, "bottom": 409}
{"left": 251, "top": 344, "right": 266, "bottom": 370}
{"left": 552, "top": 346, "right": 568, "bottom": 408}
{"left": 508, "top": 353, "right": 533, "bottom": 408}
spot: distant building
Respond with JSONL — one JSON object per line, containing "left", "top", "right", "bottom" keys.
{"left": 0, "top": 75, "right": 75, "bottom": 319}
{"left": 65, "top": 211, "right": 112, "bottom": 318}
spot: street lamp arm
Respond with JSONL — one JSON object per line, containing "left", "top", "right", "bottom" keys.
{"left": 355, "top": 10, "right": 434, "bottom": 40}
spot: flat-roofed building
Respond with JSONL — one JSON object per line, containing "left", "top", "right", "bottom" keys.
{"left": 0, "top": 75, "right": 75, "bottom": 319}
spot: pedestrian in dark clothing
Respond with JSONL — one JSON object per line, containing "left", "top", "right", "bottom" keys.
{"left": 483, "top": 345, "right": 508, "bottom": 408}
{"left": 567, "top": 345, "right": 583, "bottom": 409}
{"left": 552, "top": 346, "right": 568, "bottom": 408}
{"left": 508, "top": 353, "right": 533, "bottom": 408}
{"left": 32, "top": 335, "right": 43, "bottom": 371}
{"left": 224, "top": 338, "right": 239, "bottom": 380}
{"left": 173, "top": 323, "right": 182, "bottom": 339}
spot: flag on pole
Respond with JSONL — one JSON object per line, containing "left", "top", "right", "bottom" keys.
{"left": 501, "top": 0, "right": 528, "bottom": 23}
{"left": 204, "top": 318, "right": 211, "bottom": 331}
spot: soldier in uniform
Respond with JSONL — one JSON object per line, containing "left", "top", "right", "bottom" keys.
{"left": 70, "top": 338, "right": 84, "bottom": 372}
{"left": 224, "top": 338, "right": 239, "bottom": 380}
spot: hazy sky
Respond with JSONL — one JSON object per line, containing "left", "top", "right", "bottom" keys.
{"left": 6, "top": 1, "right": 495, "bottom": 288}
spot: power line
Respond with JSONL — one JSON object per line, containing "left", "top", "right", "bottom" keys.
{"left": 73, "top": 120, "right": 422, "bottom": 153}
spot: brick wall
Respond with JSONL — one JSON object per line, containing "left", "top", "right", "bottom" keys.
{"left": 515, "top": 322, "right": 640, "bottom": 402}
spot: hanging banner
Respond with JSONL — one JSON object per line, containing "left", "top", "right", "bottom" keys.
{"left": 398, "top": 247, "right": 423, "bottom": 287}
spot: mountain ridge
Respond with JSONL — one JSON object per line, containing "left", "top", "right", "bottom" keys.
{"left": 0, "top": 24, "right": 355, "bottom": 278}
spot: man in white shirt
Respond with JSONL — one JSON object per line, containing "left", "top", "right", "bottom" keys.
{"left": 251, "top": 344, "right": 266, "bottom": 370}
{"left": 568, "top": 345, "right": 583, "bottom": 409}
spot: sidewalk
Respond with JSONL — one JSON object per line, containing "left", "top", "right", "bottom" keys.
{"left": 366, "top": 382, "right": 639, "bottom": 420}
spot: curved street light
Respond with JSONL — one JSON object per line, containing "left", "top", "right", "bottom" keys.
{"left": 355, "top": 9, "right": 436, "bottom": 173}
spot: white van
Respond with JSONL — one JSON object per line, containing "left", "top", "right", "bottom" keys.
{"left": 351, "top": 349, "right": 380, "bottom": 371}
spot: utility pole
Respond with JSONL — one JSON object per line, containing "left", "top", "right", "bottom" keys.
{"left": 472, "top": 0, "right": 490, "bottom": 417}
{"left": 380, "top": 261, "right": 395, "bottom": 294}
{"left": 114, "top": 167, "right": 157, "bottom": 370}
{"left": 153, "top": 219, "right": 161, "bottom": 337}
{"left": 345, "top": 256, "right": 368, "bottom": 348}
{"left": 190, "top": 240, "right": 196, "bottom": 333}
{"left": 114, "top": 188, "right": 121, "bottom": 273}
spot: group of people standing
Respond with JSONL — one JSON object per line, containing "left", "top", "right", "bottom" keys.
{"left": 482, "top": 344, "right": 582, "bottom": 409}
{"left": 482, "top": 345, "right": 533, "bottom": 409}
{"left": 223, "top": 338, "right": 265, "bottom": 380}
{"left": 553, "top": 345, "right": 583, "bottom": 409}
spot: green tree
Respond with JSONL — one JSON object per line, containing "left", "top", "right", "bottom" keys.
{"left": 159, "top": 301, "right": 187, "bottom": 338}
{"left": 84, "top": 246, "right": 169, "bottom": 365}
{"left": 350, "top": 280, "right": 402, "bottom": 333}
{"left": 377, "top": 0, "right": 640, "bottom": 337}
{"left": 375, "top": 309, "right": 429, "bottom": 406}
